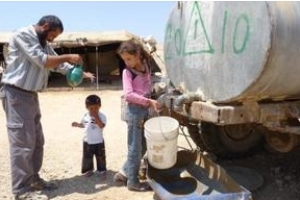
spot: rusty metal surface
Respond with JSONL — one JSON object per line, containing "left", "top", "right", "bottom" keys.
{"left": 171, "top": 99, "right": 300, "bottom": 135}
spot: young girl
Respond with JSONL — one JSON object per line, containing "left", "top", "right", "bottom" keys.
{"left": 72, "top": 94, "right": 107, "bottom": 177}
{"left": 114, "top": 39, "right": 160, "bottom": 191}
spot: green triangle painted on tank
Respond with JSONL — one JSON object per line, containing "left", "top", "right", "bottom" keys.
{"left": 183, "top": 1, "right": 214, "bottom": 55}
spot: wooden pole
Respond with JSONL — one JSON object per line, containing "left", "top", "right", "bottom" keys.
{"left": 96, "top": 46, "right": 99, "bottom": 90}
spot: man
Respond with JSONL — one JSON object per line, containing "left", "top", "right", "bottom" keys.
{"left": 0, "top": 15, "right": 94, "bottom": 200}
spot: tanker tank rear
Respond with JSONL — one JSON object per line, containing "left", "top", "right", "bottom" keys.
{"left": 164, "top": 2, "right": 300, "bottom": 103}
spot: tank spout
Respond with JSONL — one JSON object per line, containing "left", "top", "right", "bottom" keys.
{"left": 173, "top": 93, "right": 203, "bottom": 112}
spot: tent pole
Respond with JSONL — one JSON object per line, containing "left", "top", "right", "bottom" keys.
{"left": 96, "top": 46, "right": 99, "bottom": 90}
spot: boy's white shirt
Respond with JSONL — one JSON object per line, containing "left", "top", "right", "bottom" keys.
{"left": 81, "top": 112, "right": 107, "bottom": 144}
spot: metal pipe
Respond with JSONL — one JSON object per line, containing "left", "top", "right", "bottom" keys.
{"left": 173, "top": 92, "right": 203, "bottom": 112}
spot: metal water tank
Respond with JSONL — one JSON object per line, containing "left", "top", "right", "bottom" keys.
{"left": 164, "top": 2, "right": 300, "bottom": 103}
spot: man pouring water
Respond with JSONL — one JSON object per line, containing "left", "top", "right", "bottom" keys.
{"left": 0, "top": 15, "right": 94, "bottom": 200}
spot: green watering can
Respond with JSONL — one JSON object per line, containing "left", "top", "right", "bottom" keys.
{"left": 66, "top": 64, "right": 83, "bottom": 87}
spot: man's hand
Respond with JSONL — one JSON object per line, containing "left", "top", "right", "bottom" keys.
{"left": 45, "top": 54, "right": 83, "bottom": 68}
{"left": 148, "top": 99, "right": 161, "bottom": 113}
{"left": 68, "top": 54, "right": 83, "bottom": 65}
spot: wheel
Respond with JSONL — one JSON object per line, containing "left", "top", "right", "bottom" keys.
{"left": 264, "top": 130, "right": 298, "bottom": 153}
{"left": 263, "top": 118, "right": 300, "bottom": 153}
{"left": 199, "top": 122, "right": 264, "bottom": 159}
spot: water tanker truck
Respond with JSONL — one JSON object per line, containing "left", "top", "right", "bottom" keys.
{"left": 153, "top": 1, "right": 300, "bottom": 158}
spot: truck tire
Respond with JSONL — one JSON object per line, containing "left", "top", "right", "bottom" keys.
{"left": 199, "top": 122, "right": 264, "bottom": 159}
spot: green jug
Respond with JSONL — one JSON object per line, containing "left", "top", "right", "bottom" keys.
{"left": 66, "top": 64, "right": 84, "bottom": 87}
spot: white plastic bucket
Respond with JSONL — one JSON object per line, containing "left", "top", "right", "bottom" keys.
{"left": 144, "top": 116, "right": 179, "bottom": 169}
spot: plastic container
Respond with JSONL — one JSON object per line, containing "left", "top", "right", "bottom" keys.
{"left": 66, "top": 64, "right": 83, "bottom": 87}
{"left": 144, "top": 116, "right": 179, "bottom": 169}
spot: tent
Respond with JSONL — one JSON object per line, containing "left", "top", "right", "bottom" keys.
{"left": 0, "top": 30, "right": 165, "bottom": 89}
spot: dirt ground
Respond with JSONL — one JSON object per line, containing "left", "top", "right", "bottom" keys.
{"left": 0, "top": 81, "right": 192, "bottom": 200}
{"left": 0, "top": 80, "right": 300, "bottom": 200}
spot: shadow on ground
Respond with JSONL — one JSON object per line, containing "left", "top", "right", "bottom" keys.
{"left": 45, "top": 170, "right": 124, "bottom": 199}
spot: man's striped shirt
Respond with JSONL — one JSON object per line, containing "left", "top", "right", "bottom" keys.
{"left": 1, "top": 25, "right": 72, "bottom": 92}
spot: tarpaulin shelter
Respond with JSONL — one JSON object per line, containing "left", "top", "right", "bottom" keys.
{"left": 50, "top": 30, "right": 142, "bottom": 89}
{"left": 0, "top": 30, "right": 165, "bottom": 89}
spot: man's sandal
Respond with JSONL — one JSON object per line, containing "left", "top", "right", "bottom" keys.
{"left": 14, "top": 191, "right": 48, "bottom": 200}
{"left": 30, "top": 178, "right": 58, "bottom": 191}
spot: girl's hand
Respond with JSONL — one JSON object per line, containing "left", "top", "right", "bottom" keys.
{"left": 148, "top": 99, "right": 161, "bottom": 113}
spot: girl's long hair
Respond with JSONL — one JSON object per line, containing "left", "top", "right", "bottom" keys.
{"left": 117, "top": 39, "right": 151, "bottom": 66}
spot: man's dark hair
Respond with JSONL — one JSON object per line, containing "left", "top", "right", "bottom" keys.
{"left": 37, "top": 15, "right": 64, "bottom": 32}
{"left": 85, "top": 95, "right": 101, "bottom": 106}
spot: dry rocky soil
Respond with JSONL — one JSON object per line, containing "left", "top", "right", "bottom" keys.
{"left": 0, "top": 80, "right": 300, "bottom": 200}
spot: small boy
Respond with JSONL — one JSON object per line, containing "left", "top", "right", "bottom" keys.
{"left": 72, "top": 94, "right": 107, "bottom": 177}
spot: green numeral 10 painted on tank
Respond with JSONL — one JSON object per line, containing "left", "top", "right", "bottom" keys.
{"left": 220, "top": 10, "right": 250, "bottom": 54}
{"left": 165, "top": 2, "right": 250, "bottom": 60}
